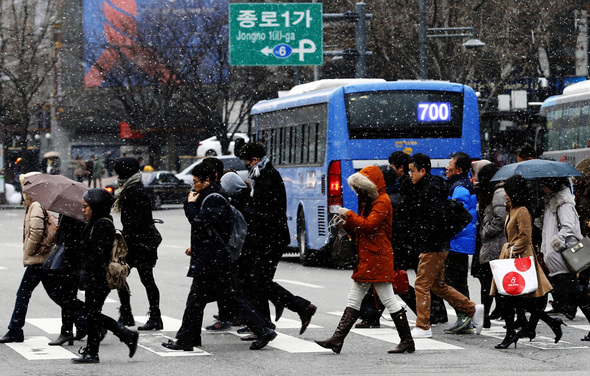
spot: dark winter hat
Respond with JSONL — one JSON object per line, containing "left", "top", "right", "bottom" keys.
{"left": 83, "top": 188, "right": 114, "bottom": 219}
{"left": 114, "top": 157, "right": 140, "bottom": 179}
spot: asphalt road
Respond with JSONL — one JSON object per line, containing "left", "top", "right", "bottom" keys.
{"left": 1, "top": 206, "right": 589, "bottom": 376}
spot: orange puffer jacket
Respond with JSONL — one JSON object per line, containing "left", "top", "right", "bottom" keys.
{"left": 342, "top": 165, "right": 394, "bottom": 283}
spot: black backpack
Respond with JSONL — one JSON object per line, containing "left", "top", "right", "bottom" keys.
{"left": 442, "top": 198, "right": 473, "bottom": 240}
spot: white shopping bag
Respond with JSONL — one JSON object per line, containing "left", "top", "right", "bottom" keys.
{"left": 490, "top": 254, "right": 538, "bottom": 296}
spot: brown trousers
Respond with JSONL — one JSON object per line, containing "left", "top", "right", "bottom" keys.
{"left": 414, "top": 251, "right": 476, "bottom": 330}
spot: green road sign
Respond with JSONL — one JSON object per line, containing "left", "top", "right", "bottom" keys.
{"left": 229, "top": 3, "right": 323, "bottom": 66}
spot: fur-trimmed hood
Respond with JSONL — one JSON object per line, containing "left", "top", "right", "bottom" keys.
{"left": 347, "top": 165, "right": 386, "bottom": 201}
{"left": 546, "top": 187, "right": 575, "bottom": 214}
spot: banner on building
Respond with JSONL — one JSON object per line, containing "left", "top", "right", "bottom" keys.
{"left": 84, "top": 0, "right": 228, "bottom": 88}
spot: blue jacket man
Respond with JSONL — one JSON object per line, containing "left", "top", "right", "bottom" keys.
{"left": 444, "top": 152, "right": 477, "bottom": 334}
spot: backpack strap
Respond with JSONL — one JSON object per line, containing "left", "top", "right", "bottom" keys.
{"left": 90, "top": 217, "right": 114, "bottom": 240}
{"left": 199, "top": 193, "right": 231, "bottom": 246}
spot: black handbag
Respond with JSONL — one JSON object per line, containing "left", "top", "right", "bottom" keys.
{"left": 562, "top": 236, "right": 590, "bottom": 273}
{"left": 331, "top": 224, "right": 357, "bottom": 268}
{"left": 42, "top": 242, "right": 66, "bottom": 272}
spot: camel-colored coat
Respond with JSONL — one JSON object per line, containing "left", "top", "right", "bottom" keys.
{"left": 491, "top": 204, "right": 552, "bottom": 298}
{"left": 23, "top": 201, "right": 52, "bottom": 266}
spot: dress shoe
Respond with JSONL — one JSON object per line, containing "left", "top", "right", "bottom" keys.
{"left": 250, "top": 329, "right": 277, "bottom": 350}
{"left": 48, "top": 333, "right": 74, "bottom": 346}
{"left": 161, "top": 339, "right": 193, "bottom": 351}
{"left": 0, "top": 330, "right": 24, "bottom": 343}
{"left": 298, "top": 304, "right": 317, "bottom": 335}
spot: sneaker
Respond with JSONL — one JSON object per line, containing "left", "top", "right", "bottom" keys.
{"left": 410, "top": 327, "right": 433, "bottom": 338}
{"left": 205, "top": 321, "right": 231, "bottom": 331}
{"left": 454, "top": 321, "right": 475, "bottom": 334}
{"left": 472, "top": 304, "right": 484, "bottom": 334}
{"left": 237, "top": 326, "right": 252, "bottom": 334}
{"left": 444, "top": 314, "right": 472, "bottom": 334}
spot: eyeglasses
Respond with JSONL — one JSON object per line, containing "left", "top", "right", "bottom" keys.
{"left": 192, "top": 179, "right": 202, "bottom": 185}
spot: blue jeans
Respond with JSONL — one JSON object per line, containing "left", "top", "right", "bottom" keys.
{"left": 7, "top": 265, "right": 61, "bottom": 333}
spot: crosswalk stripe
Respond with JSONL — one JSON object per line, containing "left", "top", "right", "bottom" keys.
{"left": 10, "top": 312, "right": 590, "bottom": 360}
{"left": 135, "top": 316, "right": 183, "bottom": 332}
{"left": 138, "top": 333, "right": 210, "bottom": 357}
{"left": 273, "top": 279, "right": 325, "bottom": 289}
{"left": 232, "top": 332, "right": 332, "bottom": 353}
{"left": 351, "top": 328, "right": 464, "bottom": 350}
{"left": 26, "top": 318, "right": 62, "bottom": 335}
{"left": 5, "top": 336, "right": 75, "bottom": 360}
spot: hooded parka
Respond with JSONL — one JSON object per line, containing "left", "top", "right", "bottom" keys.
{"left": 342, "top": 165, "right": 394, "bottom": 283}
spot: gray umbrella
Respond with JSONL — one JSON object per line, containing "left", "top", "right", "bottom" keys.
{"left": 22, "top": 174, "right": 89, "bottom": 222}
{"left": 490, "top": 159, "right": 582, "bottom": 182}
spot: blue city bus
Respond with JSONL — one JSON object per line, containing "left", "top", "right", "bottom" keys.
{"left": 250, "top": 79, "right": 481, "bottom": 265}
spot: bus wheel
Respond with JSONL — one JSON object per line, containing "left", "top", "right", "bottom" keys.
{"left": 298, "top": 212, "right": 313, "bottom": 266}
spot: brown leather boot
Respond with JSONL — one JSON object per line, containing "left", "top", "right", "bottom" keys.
{"left": 315, "top": 307, "right": 360, "bottom": 354}
{"left": 388, "top": 308, "right": 415, "bottom": 354}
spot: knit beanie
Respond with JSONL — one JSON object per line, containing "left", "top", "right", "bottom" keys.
{"left": 114, "top": 157, "right": 140, "bottom": 179}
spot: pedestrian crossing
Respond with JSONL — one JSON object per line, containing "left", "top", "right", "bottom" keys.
{"left": 2, "top": 311, "right": 590, "bottom": 360}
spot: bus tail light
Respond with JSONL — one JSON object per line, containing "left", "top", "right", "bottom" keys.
{"left": 328, "top": 160, "right": 343, "bottom": 213}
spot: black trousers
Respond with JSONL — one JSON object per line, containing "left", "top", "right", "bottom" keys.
{"left": 175, "top": 275, "right": 268, "bottom": 347}
{"left": 499, "top": 294, "right": 548, "bottom": 334}
{"left": 243, "top": 239, "right": 309, "bottom": 326}
{"left": 85, "top": 285, "right": 131, "bottom": 355}
{"left": 444, "top": 251, "right": 470, "bottom": 315}
{"left": 118, "top": 265, "right": 160, "bottom": 311}
{"left": 549, "top": 273, "right": 590, "bottom": 321}
{"left": 7, "top": 265, "right": 63, "bottom": 333}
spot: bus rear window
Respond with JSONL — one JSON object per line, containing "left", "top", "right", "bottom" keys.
{"left": 345, "top": 90, "right": 464, "bottom": 139}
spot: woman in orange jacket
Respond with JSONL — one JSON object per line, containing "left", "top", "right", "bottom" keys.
{"left": 315, "top": 165, "right": 414, "bottom": 354}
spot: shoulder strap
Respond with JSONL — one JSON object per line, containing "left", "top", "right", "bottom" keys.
{"left": 90, "top": 217, "right": 114, "bottom": 239}
{"left": 200, "top": 192, "right": 228, "bottom": 209}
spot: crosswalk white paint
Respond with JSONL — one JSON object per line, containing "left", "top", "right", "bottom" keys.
{"left": 273, "top": 279, "right": 325, "bottom": 289}
{"left": 477, "top": 319, "right": 590, "bottom": 350}
{"left": 138, "top": 333, "right": 210, "bottom": 357}
{"left": 233, "top": 331, "right": 333, "bottom": 353}
{"left": 5, "top": 336, "right": 76, "bottom": 360}
{"left": 8, "top": 312, "right": 590, "bottom": 360}
{"left": 135, "top": 315, "right": 183, "bottom": 332}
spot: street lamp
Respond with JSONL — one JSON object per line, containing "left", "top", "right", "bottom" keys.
{"left": 418, "top": 0, "right": 485, "bottom": 79}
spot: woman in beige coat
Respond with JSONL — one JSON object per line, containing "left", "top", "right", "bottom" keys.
{"left": 491, "top": 175, "right": 560, "bottom": 349}
{"left": 0, "top": 172, "right": 62, "bottom": 343}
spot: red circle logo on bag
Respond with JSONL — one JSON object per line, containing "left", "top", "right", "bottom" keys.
{"left": 514, "top": 257, "right": 532, "bottom": 272}
{"left": 502, "top": 271, "right": 526, "bottom": 295}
